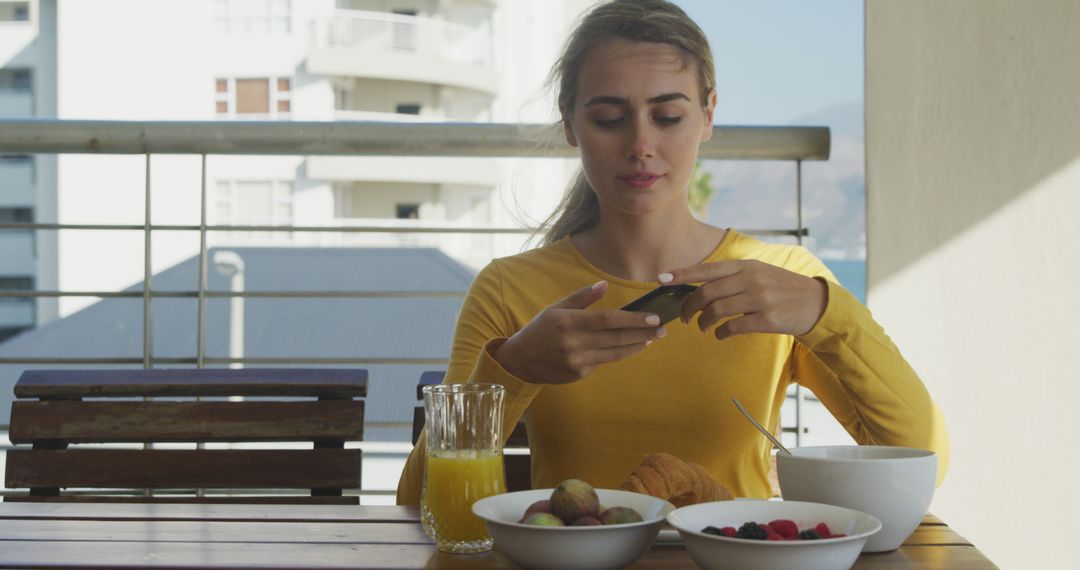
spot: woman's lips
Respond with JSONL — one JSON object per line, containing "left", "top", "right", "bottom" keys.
{"left": 617, "top": 173, "right": 662, "bottom": 188}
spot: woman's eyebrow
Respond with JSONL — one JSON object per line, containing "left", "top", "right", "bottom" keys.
{"left": 583, "top": 92, "right": 691, "bottom": 107}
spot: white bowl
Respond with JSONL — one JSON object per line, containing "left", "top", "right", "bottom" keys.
{"left": 471, "top": 488, "right": 674, "bottom": 570}
{"left": 666, "top": 499, "right": 881, "bottom": 570}
{"left": 777, "top": 446, "right": 937, "bottom": 552}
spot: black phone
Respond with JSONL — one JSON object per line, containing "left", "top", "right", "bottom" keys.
{"left": 620, "top": 284, "right": 699, "bottom": 325}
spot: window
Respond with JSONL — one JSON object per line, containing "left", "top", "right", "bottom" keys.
{"left": 396, "top": 204, "right": 420, "bottom": 219}
{"left": 391, "top": 9, "right": 418, "bottom": 51}
{"left": 0, "top": 276, "right": 35, "bottom": 342}
{"left": 215, "top": 77, "right": 291, "bottom": 118}
{"left": 214, "top": 0, "right": 290, "bottom": 34}
{"left": 0, "top": 2, "right": 30, "bottom": 22}
{"left": 0, "top": 68, "right": 32, "bottom": 92}
{"left": 0, "top": 207, "right": 33, "bottom": 223}
{"left": 395, "top": 103, "right": 421, "bottom": 115}
{"left": 0, "top": 277, "right": 33, "bottom": 290}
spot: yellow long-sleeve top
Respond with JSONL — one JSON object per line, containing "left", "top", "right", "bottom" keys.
{"left": 397, "top": 230, "right": 950, "bottom": 504}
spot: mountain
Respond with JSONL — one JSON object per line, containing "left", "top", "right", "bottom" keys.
{"left": 704, "top": 101, "right": 865, "bottom": 260}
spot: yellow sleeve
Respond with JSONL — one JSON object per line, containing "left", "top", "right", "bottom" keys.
{"left": 795, "top": 278, "right": 951, "bottom": 486}
{"left": 395, "top": 261, "right": 542, "bottom": 505}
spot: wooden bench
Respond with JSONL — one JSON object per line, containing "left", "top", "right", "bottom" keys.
{"left": 413, "top": 371, "right": 532, "bottom": 492}
{"left": 4, "top": 368, "right": 366, "bottom": 504}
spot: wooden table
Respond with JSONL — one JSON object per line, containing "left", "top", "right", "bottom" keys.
{"left": 0, "top": 503, "right": 996, "bottom": 569}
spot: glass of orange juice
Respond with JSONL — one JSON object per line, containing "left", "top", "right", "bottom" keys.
{"left": 421, "top": 383, "right": 506, "bottom": 553}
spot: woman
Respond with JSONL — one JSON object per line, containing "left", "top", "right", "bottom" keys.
{"left": 397, "top": 0, "right": 948, "bottom": 504}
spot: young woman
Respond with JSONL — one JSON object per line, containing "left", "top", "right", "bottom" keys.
{"left": 397, "top": 0, "right": 948, "bottom": 504}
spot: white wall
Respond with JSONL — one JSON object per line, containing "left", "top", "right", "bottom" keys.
{"left": 866, "top": 1, "right": 1080, "bottom": 567}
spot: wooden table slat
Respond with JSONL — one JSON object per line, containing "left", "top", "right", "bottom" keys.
{"left": 0, "top": 503, "right": 420, "bottom": 523}
{"left": 0, "top": 541, "right": 997, "bottom": 570}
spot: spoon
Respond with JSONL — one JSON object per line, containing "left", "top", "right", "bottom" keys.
{"left": 731, "top": 397, "right": 792, "bottom": 455}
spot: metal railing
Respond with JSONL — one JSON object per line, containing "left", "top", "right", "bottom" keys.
{"left": 0, "top": 119, "right": 829, "bottom": 444}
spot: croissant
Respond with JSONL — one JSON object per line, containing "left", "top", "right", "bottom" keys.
{"left": 620, "top": 452, "right": 734, "bottom": 507}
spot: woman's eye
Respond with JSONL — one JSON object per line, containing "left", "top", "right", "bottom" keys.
{"left": 594, "top": 117, "right": 624, "bottom": 128}
{"left": 656, "top": 116, "right": 683, "bottom": 125}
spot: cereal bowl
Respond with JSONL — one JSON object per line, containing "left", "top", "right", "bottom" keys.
{"left": 666, "top": 499, "right": 881, "bottom": 570}
{"left": 777, "top": 445, "right": 937, "bottom": 552}
{"left": 471, "top": 488, "right": 674, "bottom": 570}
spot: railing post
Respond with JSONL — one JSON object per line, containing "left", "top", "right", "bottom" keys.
{"left": 197, "top": 154, "right": 208, "bottom": 369}
{"left": 794, "top": 159, "right": 805, "bottom": 447}
{"left": 142, "top": 152, "right": 153, "bottom": 370}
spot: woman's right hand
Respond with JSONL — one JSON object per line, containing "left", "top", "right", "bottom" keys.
{"left": 493, "top": 280, "right": 665, "bottom": 384}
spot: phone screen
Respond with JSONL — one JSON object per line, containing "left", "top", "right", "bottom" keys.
{"left": 620, "top": 284, "right": 699, "bottom": 325}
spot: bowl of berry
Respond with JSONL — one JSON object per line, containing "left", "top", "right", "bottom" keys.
{"left": 666, "top": 499, "right": 881, "bottom": 570}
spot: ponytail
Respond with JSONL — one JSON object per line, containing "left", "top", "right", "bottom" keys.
{"left": 537, "top": 169, "right": 598, "bottom": 246}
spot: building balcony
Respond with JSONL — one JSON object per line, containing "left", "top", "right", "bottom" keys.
{"left": 308, "top": 10, "right": 496, "bottom": 94}
{"left": 0, "top": 232, "right": 34, "bottom": 275}
{"left": 0, "top": 157, "right": 33, "bottom": 206}
{"left": 0, "top": 90, "right": 33, "bottom": 118}
{"left": 307, "top": 155, "right": 498, "bottom": 186}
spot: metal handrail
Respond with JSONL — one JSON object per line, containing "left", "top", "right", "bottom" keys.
{"left": 0, "top": 120, "right": 830, "bottom": 160}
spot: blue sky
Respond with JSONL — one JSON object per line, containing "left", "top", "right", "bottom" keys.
{"left": 673, "top": 0, "right": 864, "bottom": 125}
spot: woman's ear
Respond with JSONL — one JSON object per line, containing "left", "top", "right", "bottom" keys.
{"left": 700, "top": 89, "right": 717, "bottom": 143}
{"left": 560, "top": 108, "right": 579, "bottom": 147}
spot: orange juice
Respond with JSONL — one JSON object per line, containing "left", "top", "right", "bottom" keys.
{"left": 422, "top": 450, "right": 506, "bottom": 545}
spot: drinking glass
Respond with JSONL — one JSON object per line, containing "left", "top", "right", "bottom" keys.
{"left": 420, "top": 383, "right": 506, "bottom": 553}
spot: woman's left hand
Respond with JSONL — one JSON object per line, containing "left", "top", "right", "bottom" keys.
{"left": 660, "top": 260, "right": 828, "bottom": 341}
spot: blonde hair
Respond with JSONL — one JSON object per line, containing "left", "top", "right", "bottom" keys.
{"left": 537, "top": 0, "right": 716, "bottom": 246}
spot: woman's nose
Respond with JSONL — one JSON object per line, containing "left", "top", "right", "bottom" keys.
{"left": 628, "top": 123, "right": 656, "bottom": 160}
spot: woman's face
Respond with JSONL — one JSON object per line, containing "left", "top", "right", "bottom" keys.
{"left": 564, "top": 39, "right": 716, "bottom": 219}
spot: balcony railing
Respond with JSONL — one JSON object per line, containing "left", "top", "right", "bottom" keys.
{"left": 311, "top": 9, "right": 492, "bottom": 67}
{"left": 0, "top": 120, "right": 830, "bottom": 451}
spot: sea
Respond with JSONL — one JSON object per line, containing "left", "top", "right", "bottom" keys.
{"left": 821, "top": 259, "right": 866, "bottom": 304}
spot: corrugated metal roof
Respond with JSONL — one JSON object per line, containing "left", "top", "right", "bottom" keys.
{"left": 0, "top": 247, "right": 474, "bottom": 439}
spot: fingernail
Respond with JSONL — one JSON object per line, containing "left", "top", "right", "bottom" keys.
{"left": 657, "top": 326, "right": 667, "bottom": 338}
{"left": 657, "top": 273, "right": 673, "bottom": 283}
{"left": 645, "top": 314, "right": 660, "bottom": 326}
{"left": 592, "top": 280, "right": 607, "bottom": 290}
{"left": 646, "top": 340, "right": 653, "bottom": 346}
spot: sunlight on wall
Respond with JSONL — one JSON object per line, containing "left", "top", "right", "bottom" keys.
{"left": 867, "top": 2, "right": 1080, "bottom": 567}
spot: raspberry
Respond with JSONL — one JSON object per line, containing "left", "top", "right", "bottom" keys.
{"left": 720, "top": 527, "right": 737, "bottom": 537}
{"left": 815, "top": 523, "right": 833, "bottom": 538}
{"left": 768, "top": 519, "right": 799, "bottom": 539}
{"left": 799, "top": 529, "right": 822, "bottom": 540}
{"left": 766, "top": 532, "right": 784, "bottom": 541}
{"left": 736, "top": 522, "right": 768, "bottom": 540}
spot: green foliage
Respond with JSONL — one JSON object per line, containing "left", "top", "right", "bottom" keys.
{"left": 688, "top": 160, "right": 714, "bottom": 217}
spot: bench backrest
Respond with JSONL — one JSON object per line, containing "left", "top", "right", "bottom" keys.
{"left": 413, "top": 371, "right": 531, "bottom": 492}
{"left": 5, "top": 368, "right": 367, "bottom": 504}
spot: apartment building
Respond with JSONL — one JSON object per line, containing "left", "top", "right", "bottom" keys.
{"left": 0, "top": 0, "right": 594, "bottom": 325}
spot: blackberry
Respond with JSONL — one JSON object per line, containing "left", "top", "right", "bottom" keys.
{"left": 799, "top": 529, "right": 822, "bottom": 540}
{"left": 702, "top": 526, "right": 724, "bottom": 536}
{"left": 736, "top": 522, "right": 768, "bottom": 540}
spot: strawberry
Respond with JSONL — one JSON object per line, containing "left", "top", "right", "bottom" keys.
{"left": 815, "top": 522, "right": 833, "bottom": 538}
{"left": 768, "top": 519, "right": 799, "bottom": 539}
{"left": 720, "top": 527, "right": 737, "bottom": 538}
{"left": 766, "top": 532, "right": 784, "bottom": 541}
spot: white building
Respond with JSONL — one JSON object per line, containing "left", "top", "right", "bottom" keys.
{"left": 0, "top": 0, "right": 595, "bottom": 324}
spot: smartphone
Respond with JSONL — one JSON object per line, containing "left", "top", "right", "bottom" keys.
{"left": 620, "top": 284, "right": 699, "bottom": 325}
